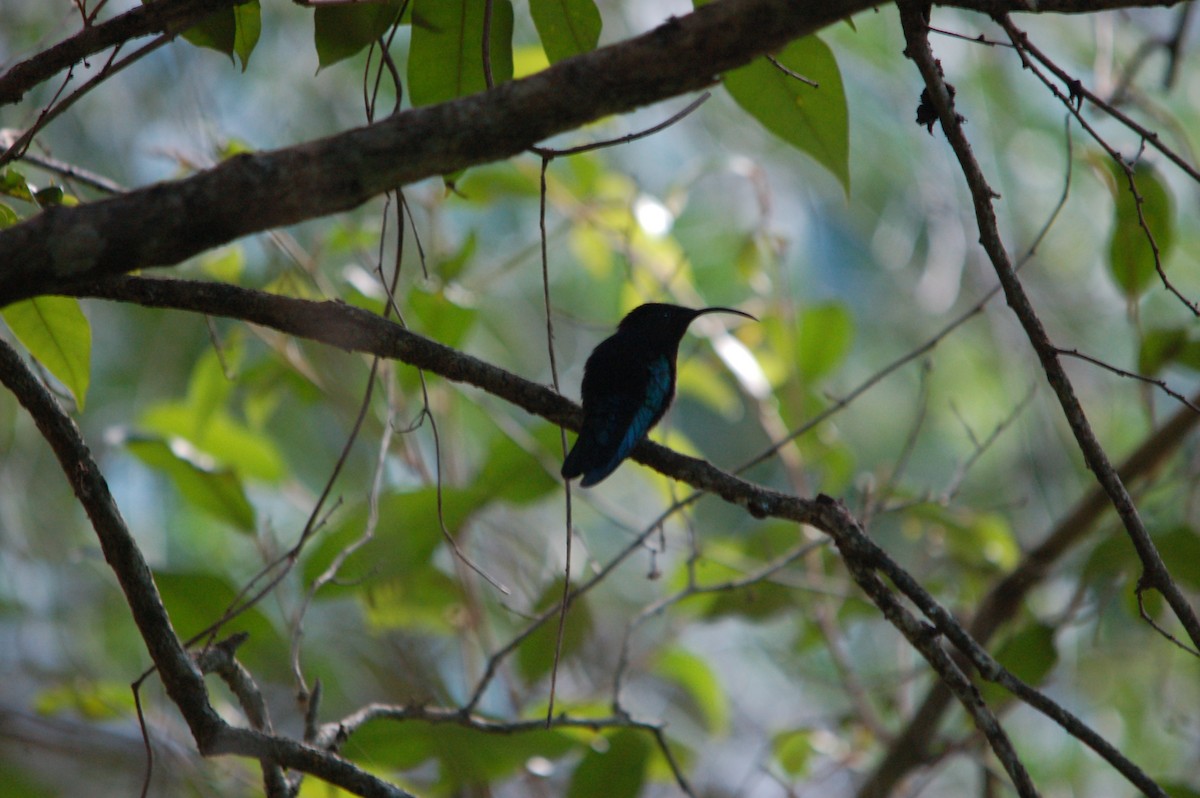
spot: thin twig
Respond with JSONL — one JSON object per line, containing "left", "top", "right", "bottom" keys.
{"left": 1055, "top": 346, "right": 1200, "bottom": 415}
{"left": 1, "top": 34, "right": 173, "bottom": 169}
{"left": 766, "top": 54, "right": 819, "bottom": 86}
{"left": 533, "top": 92, "right": 712, "bottom": 159}
{"left": 539, "top": 154, "right": 574, "bottom": 724}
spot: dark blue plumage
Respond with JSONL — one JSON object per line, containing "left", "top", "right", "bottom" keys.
{"left": 562, "top": 303, "right": 756, "bottom": 487}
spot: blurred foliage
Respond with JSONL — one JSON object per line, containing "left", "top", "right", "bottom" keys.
{"left": 2, "top": 2, "right": 1200, "bottom": 798}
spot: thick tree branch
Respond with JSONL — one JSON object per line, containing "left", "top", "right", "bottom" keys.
{"left": 0, "top": 320, "right": 419, "bottom": 797}
{"left": 0, "top": 337, "right": 223, "bottom": 745}
{"left": 947, "top": 0, "right": 1185, "bottom": 10}
{"left": 0, "top": 0, "right": 863, "bottom": 306}
{"left": 839, "top": 545, "right": 1039, "bottom": 797}
{"left": 0, "top": 0, "right": 1183, "bottom": 307}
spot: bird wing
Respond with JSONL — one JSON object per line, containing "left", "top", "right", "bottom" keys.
{"left": 562, "top": 357, "right": 673, "bottom": 486}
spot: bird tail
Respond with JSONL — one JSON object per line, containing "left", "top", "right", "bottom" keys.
{"left": 561, "top": 442, "right": 586, "bottom": 481}
{"left": 561, "top": 433, "right": 623, "bottom": 487}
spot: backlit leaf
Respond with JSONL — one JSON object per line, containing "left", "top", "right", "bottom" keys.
{"left": 409, "top": 0, "right": 513, "bottom": 106}
{"left": 2, "top": 296, "right": 91, "bottom": 409}
{"left": 141, "top": 403, "right": 284, "bottom": 481}
{"left": 654, "top": 647, "right": 729, "bottom": 733}
{"left": 797, "top": 302, "right": 853, "bottom": 381}
{"left": 772, "top": 729, "right": 815, "bottom": 777}
{"left": 181, "top": 1, "right": 260, "bottom": 70}
{"left": 34, "top": 680, "right": 135, "bottom": 720}
{"left": 0, "top": 168, "right": 33, "bottom": 202}
{"left": 1107, "top": 161, "right": 1174, "bottom": 298}
{"left": 126, "top": 437, "right": 256, "bottom": 532}
{"left": 723, "top": 36, "right": 849, "bottom": 193}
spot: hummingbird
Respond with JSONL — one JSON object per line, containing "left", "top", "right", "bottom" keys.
{"left": 561, "top": 303, "right": 757, "bottom": 487}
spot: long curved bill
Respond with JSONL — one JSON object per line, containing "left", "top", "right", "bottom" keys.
{"left": 695, "top": 306, "right": 758, "bottom": 322}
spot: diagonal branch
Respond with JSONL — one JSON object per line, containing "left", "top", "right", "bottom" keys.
{"left": 0, "top": 337, "right": 223, "bottom": 744}
{"left": 64, "top": 275, "right": 1168, "bottom": 798}
{"left": 0, "top": 0, "right": 865, "bottom": 306}
{"left": 859, "top": 387, "right": 1200, "bottom": 797}
{"left": 0, "top": 313, "right": 416, "bottom": 797}
{"left": 897, "top": 0, "right": 1200, "bottom": 652}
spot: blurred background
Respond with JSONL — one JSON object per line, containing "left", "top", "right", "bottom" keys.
{"left": 2, "top": 2, "right": 1199, "bottom": 796}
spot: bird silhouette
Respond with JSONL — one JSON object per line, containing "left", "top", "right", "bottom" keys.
{"left": 561, "top": 303, "right": 756, "bottom": 487}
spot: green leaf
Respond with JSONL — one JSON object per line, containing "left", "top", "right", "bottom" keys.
{"left": 1137, "top": 326, "right": 1200, "bottom": 374}
{"left": 654, "top": 647, "right": 729, "bottom": 733}
{"left": 0, "top": 761, "right": 56, "bottom": 798}
{"left": 407, "top": 287, "right": 478, "bottom": 348}
{"left": 683, "top": 557, "right": 796, "bottom": 621}
{"left": 435, "top": 229, "right": 477, "bottom": 282}
{"left": 140, "top": 402, "right": 284, "bottom": 481}
{"left": 1138, "top": 326, "right": 1189, "bottom": 374}
{"left": 362, "top": 568, "right": 463, "bottom": 633}
{"left": 1107, "top": 161, "right": 1174, "bottom": 298}
{"left": 33, "top": 186, "right": 63, "bottom": 207}
{"left": 980, "top": 622, "right": 1057, "bottom": 705}
{"left": 314, "top": 1, "right": 403, "bottom": 69}
{"left": 408, "top": 0, "right": 514, "bottom": 106}
{"left": 772, "top": 729, "right": 816, "bottom": 777}
{"left": 796, "top": 302, "right": 853, "bottom": 381}
{"left": 181, "top": 1, "right": 260, "bottom": 70}
{"left": 567, "top": 730, "right": 651, "bottom": 798}
{"left": 0, "top": 202, "right": 18, "bottom": 227}
{"left": 1154, "top": 526, "right": 1200, "bottom": 591}
{"left": 0, "top": 168, "right": 33, "bottom": 202}
{"left": 231, "top": 2, "right": 261, "bottom": 70}
{"left": 186, "top": 342, "right": 241, "bottom": 433}
{"left": 153, "top": 570, "right": 285, "bottom": 669}
{"left": 723, "top": 36, "right": 850, "bottom": 193}
{"left": 530, "top": 0, "right": 601, "bottom": 63}
{"left": 198, "top": 245, "right": 246, "bottom": 283}
{"left": 1082, "top": 531, "right": 1139, "bottom": 586}
{"left": 2, "top": 296, "right": 91, "bottom": 409}
{"left": 126, "top": 437, "right": 256, "bottom": 532}
{"left": 34, "top": 680, "right": 135, "bottom": 719}
{"left": 517, "top": 579, "right": 593, "bottom": 682}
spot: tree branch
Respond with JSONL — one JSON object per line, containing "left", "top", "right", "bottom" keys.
{"left": 0, "top": 337, "right": 223, "bottom": 745}
{"left": 860, "top": 388, "right": 1200, "bottom": 797}
{"left": 0, "top": 0, "right": 1183, "bottom": 307}
{"left": 0, "top": 0, "right": 249, "bottom": 106}
{"left": 0, "top": 0, "right": 863, "bottom": 306}
{"left": 65, "top": 275, "right": 1168, "bottom": 797}
{"left": 897, "top": 0, "right": 1200, "bottom": 652}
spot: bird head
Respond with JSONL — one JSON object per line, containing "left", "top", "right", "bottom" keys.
{"left": 617, "top": 303, "right": 757, "bottom": 347}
